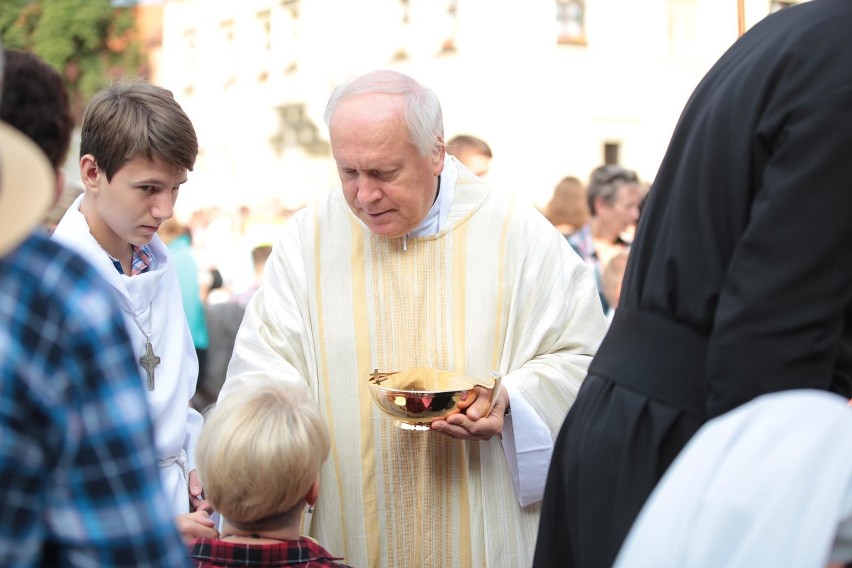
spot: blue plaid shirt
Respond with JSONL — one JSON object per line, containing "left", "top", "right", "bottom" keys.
{"left": 0, "top": 233, "right": 190, "bottom": 567}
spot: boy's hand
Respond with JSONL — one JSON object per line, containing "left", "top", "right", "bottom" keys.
{"left": 188, "top": 468, "right": 206, "bottom": 511}
{"left": 176, "top": 506, "right": 218, "bottom": 545}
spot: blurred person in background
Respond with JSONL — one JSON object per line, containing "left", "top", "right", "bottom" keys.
{"left": 160, "top": 218, "right": 210, "bottom": 389}
{"left": 573, "top": 164, "right": 642, "bottom": 267}
{"left": 232, "top": 243, "right": 272, "bottom": 308}
{"left": 0, "top": 48, "right": 72, "bottom": 209}
{"left": 446, "top": 133, "right": 493, "bottom": 177}
{"left": 601, "top": 249, "right": 629, "bottom": 325}
{"left": 567, "top": 164, "right": 642, "bottom": 313}
{"left": 197, "top": 242, "right": 273, "bottom": 411}
{"left": 543, "top": 175, "right": 589, "bottom": 237}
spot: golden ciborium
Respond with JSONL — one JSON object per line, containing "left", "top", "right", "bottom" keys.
{"left": 368, "top": 367, "right": 502, "bottom": 431}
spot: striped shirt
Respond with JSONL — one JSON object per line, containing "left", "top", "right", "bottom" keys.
{"left": 0, "top": 233, "right": 190, "bottom": 567}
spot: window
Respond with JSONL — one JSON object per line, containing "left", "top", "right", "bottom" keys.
{"left": 255, "top": 10, "right": 271, "bottom": 82}
{"left": 604, "top": 142, "right": 620, "bottom": 166}
{"left": 180, "top": 28, "right": 197, "bottom": 96}
{"left": 556, "top": 0, "right": 586, "bottom": 45}
{"left": 441, "top": 0, "right": 458, "bottom": 53}
{"left": 219, "top": 19, "right": 236, "bottom": 88}
{"left": 392, "top": 0, "right": 410, "bottom": 61}
{"left": 257, "top": 10, "right": 271, "bottom": 52}
{"left": 277, "top": 1, "right": 299, "bottom": 73}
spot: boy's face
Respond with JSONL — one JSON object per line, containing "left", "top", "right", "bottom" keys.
{"left": 80, "top": 154, "right": 187, "bottom": 252}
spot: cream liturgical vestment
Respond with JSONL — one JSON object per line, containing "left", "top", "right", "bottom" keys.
{"left": 222, "top": 157, "right": 607, "bottom": 567}
{"left": 52, "top": 196, "right": 204, "bottom": 516}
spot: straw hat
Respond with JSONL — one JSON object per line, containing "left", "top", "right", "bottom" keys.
{"left": 0, "top": 120, "right": 53, "bottom": 256}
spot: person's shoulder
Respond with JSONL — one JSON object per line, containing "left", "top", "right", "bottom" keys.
{"left": 748, "top": 0, "right": 852, "bottom": 41}
{"left": 3, "top": 232, "right": 119, "bottom": 318}
{"left": 3, "top": 231, "right": 92, "bottom": 282}
{"left": 789, "top": 0, "right": 852, "bottom": 34}
{"left": 740, "top": 1, "right": 852, "bottom": 70}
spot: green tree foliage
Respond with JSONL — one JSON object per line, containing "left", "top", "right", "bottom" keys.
{"left": 0, "top": 0, "right": 143, "bottom": 121}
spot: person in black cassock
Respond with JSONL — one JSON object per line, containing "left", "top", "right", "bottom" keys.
{"left": 533, "top": 1, "right": 852, "bottom": 566}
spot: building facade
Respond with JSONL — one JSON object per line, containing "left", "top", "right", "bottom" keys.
{"left": 156, "top": 0, "right": 806, "bottom": 214}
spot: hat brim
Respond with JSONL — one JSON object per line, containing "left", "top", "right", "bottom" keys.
{"left": 0, "top": 121, "right": 53, "bottom": 256}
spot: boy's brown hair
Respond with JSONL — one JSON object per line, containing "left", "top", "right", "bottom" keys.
{"left": 80, "top": 79, "right": 198, "bottom": 180}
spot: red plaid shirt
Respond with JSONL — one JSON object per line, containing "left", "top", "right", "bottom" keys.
{"left": 188, "top": 537, "right": 351, "bottom": 567}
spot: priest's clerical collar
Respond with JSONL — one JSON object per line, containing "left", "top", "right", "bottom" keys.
{"left": 407, "top": 170, "right": 454, "bottom": 238}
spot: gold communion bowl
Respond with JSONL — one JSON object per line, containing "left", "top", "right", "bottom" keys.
{"left": 368, "top": 367, "right": 502, "bottom": 431}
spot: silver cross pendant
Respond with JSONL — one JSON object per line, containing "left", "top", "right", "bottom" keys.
{"left": 140, "top": 341, "right": 161, "bottom": 391}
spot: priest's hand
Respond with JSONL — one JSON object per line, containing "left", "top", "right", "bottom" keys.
{"left": 430, "top": 385, "right": 509, "bottom": 441}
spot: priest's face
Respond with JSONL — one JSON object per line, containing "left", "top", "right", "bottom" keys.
{"left": 80, "top": 153, "right": 185, "bottom": 257}
{"left": 330, "top": 94, "right": 445, "bottom": 238}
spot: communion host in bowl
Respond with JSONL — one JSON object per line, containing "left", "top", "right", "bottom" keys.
{"left": 368, "top": 367, "right": 502, "bottom": 430}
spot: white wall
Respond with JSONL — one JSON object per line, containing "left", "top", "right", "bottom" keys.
{"left": 156, "top": 0, "right": 790, "bottom": 216}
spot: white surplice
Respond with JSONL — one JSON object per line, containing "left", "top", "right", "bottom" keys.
{"left": 52, "top": 195, "right": 203, "bottom": 516}
{"left": 615, "top": 389, "right": 852, "bottom": 568}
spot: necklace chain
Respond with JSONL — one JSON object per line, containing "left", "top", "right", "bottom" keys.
{"left": 95, "top": 240, "right": 152, "bottom": 338}
{"left": 121, "top": 299, "right": 153, "bottom": 340}
{"left": 96, "top": 240, "right": 132, "bottom": 269}
{"left": 96, "top": 240, "right": 159, "bottom": 390}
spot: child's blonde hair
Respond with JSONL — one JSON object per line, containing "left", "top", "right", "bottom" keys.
{"left": 197, "top": 381, "right": 329, "bottom": 531}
